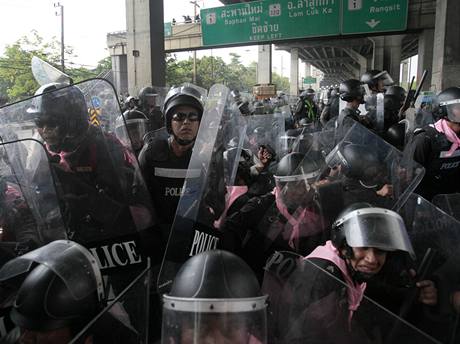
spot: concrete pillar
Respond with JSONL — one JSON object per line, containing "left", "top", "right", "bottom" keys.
{"left": 126, "top": 0, "right": 165, "bottom": 95}
{"left": 257, "top": 44, "right": 272, "bottom": 84}
{"left": 366, "top": 54, "right": 374, "bottom": 70}
{"left": 401, "top": 59, "right": 409, "bottom": 89}
{"left": 417, "top": 29, "right": 434, "bottom": 91}
{"left": 343, "top": 48, "right": 367, "bottom": 78}
{"left": 371, "top": 36, "right": 385, "bottom": 71}
{"left": 290, "top": 48, "right": 299, "bottom": 96}
{"left": 305, "top": 62, "right": 312, "bottom": 77}
{"left": 149, "top": 0, "right": 165, "bottom": 86}
{"left": 432, "top": 0, "right": 460, "bottom": 91}
{"left": 383, "top": 35, "right": 404, "bottom": 85}
{"left": 111, "top": 55, "right": 128, "bottom": 95}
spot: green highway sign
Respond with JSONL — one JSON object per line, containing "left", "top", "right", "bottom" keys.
{"left": 164, "top": 22, "right": 172, "bottom": 37}
{"left": 201, "top": 0, "right": 341, "bottom": 46}
{"left": 303, "top": 77, "right": 317, "bottom": 84}
{"left": 342, "top": 0, "right": 409, "bottom": 34}
{"left": 201, "top": 0, "right": 409, "bottom": 46}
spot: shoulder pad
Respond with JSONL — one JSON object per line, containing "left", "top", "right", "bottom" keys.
{"left": 143, "top": 137, "right": 169, "bottom": 162}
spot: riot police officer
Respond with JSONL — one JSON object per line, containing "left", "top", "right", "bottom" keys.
{"left": 337, "top": 79, "right": 368, "bottom": 132}
{"left": 294, "top": 88, "right": 318, "bottom": 125}
{"left": 360, "top": 70, "right": 394, "bottom": 94}
{"left": 137, "top": 85, "right": 205, "bottom": 247}
{"left": 115, "top": 109, "right": 149, "bottom": 157}
{"left": 0, "top": 240, "right": 138, "bottom": 344}
{"left": 162, "top": 249, "right": 268, "bottom": 344}
{"left": 320, "top": 88, "right": 340, "bottom": 127}
{"left": 412, "top": 87, "right": 460, "bottom": 200}
{"left": 137, "top": 86, "right": 164, "bottom": 132}
{"left": 278, "top": 204, "right": 435, "bottom": 343}
{"left": 221, "top": 152, "right": 326, "bottom": 281}
{"left": 28, "top": 83, "right": 139, "bottom": 244}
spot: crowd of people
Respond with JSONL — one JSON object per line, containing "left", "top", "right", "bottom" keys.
{"left": 0, "top": 66, "right": 459, "bottom": 344}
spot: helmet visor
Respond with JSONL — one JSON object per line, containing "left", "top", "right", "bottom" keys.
{"left": 115, "top": 118, "right": 148, "bottom": 148}
{"left": 374, "top": 70, "right": 394, "bottom": 87}
{"left": 0, "top": 240, "right": 104, "bottom": 301}
{"left": 162, "top": 296, "right": 267, "bottom": 344}
{"left": 334, "top": 208, "right": 415, "bottom": 259}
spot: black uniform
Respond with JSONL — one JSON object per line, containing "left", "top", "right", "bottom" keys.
{"left": 137, "top": 136, "right": 193, "bottom": 247}
{"left": 48, "top": 126, "right": 138, "bottom": 244}
{"left": 221, "top": 193, "right": 325, "bottom": 281}
{"left": 412, "top": 126, "right": 460, "bottom": 200}
{"left": 279, "top": 258, "right": 371, "bottom": 344}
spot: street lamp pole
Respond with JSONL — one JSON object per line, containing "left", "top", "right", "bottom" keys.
{"left": 190, "top": 1, "right": 200, "bottom": 84}
{"left": 54, "top": 3, "right": 65, "bottom": 72}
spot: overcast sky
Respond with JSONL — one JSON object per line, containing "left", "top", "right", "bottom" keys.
{"left": 0, "top": 0, "right": 294, "bottom": 77}
{"left": 0, "top": 0, "right": 415, "bottom": 82}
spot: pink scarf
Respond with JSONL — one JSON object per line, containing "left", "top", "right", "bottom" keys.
{"left": 214, "top": 186, "right": 248, "bottom": 229}
{"left": 273, "top": 187, "right": 320, "bottom": 250}
{"left": 307, "top": 241, "right": 367, "bottom": 330}
{"left": 433, "top": 119, "right": 460, "bottom": 157}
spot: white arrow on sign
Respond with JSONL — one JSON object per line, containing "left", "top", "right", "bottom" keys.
{"left": 366, "top": 19, "right": 381, "bottom": 28}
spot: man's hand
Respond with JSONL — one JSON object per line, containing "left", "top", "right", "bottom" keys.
{"left": 257, "top": 146, "right": 273, "bottom": 166}
{"left": 417, "top": 280, "right": 438, "bottom": 306}
{"left": 376, "top": 184, "right": 393, "bottom": 198}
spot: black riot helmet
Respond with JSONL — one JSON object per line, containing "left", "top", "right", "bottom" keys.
{"left": 275, "top": 152, "right": 321, "bottom": 184}
{"left": 436, "top": 87, "right": 460, "bottom": 123}
{"left": 275, "top": 152, "right": 322, "bottom": 207}
{"left": 27, "top": 83, "right": 89, "bottom": 152}
{"left": 162, "top": 250, "right": 267, "bottom": 343}
{"left": 138, "top": 86, "right": 158, "bottom": 108}
{"left": 253, "top": 101, "right": 265, "bottom": 115}
{"left": 385, "top": 121, "right": 407, "bottom": 151}
{"left": 385, "top": 86, "right": 406, "bottom": 105}
{"left": 335, "top": 143, "right": 383, "bottom": 188}
{"left": 300, "top": 88, "right": 315, "bottom": 99}
{"left": 361, "top": 70, "right": 394, "bottom": 93}
{"left": 237, "top": 99, "right": 251, "bottom": 116}
{"left": 223, "top": 147, "right": 253, "bottom": 186}
{"left": 231, "top": 89, "right": 241, "bottom": 102}
{"left": 339, "top": 79, "right": 365, "bottom": 103}
{"left": 115, "top": 109, "right": 149, "bottom": 151}
{"left": 331, "top": 204, "right": 415, "bottom": 261}
{"left": 0, "top": 240, "right": 105, "bottom": 333}
{"left": 162, "top": 84, "right": 205, "bottom": 135}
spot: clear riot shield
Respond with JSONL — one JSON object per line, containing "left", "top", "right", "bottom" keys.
{"left": 70, "top": 261, "right": 151, "bottom": 344}
{"left": 31, "top": 56, "right": 72, "bottom": 86}
{"left": 0, "top": 79, "right": 156, "bottom": 285}
{"left": 404, "top": 96, "right": 435, "bottom": 145}
{"left": 364, "top": 93, "right": 385, "bottom": 134}
{"left": 220, "top": 132, "right": 335, "bottom": 283}
{"left": 244, "top": 114, "right": 285, "bottom": 158}
{"left": 265, "top": 256, "right": 440, "bottom": 344}
{"left": 222, "top": 105, "right": 247, "bottom": 188}
{"left": 261, "top": 251, "right": 304, "bottom": 342}
{"left": 275, "top": 104, "right": 294, "bottom": 131}
{"left": 157, "top": 84, "right": 231, "bottom": 293}
{"left": 398, "top": 193, "right": 460, "bottom": 343}
{"left": 323, "top": 122, "right": 425, "bottom": 213}
{"left": 0, "top": 139, "right": 66, "bottom": 264}
{"left": 432, "top": 193, "right": 460, "bottom": 222}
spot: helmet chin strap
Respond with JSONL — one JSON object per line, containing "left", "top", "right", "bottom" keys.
{"left": 173, "top": 133, "right": 195, "bottom": 146}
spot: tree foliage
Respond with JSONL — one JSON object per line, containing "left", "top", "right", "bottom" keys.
{"left": 0, "top": 32, "right": 290, "bottom": 104}
{"left": 165, "top": 53, "right": 289, "bottom": 94}
{"left": 0, "top": 32, "right": 112, "bottom": 103}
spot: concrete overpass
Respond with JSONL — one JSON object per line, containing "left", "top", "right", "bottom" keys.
{"left": 109, "top": 0, "right": 458, "bottom": 96}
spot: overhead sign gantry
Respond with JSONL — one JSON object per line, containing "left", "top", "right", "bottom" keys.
{"left": 201, "top": 0, "right": 408, "bottom": 46}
